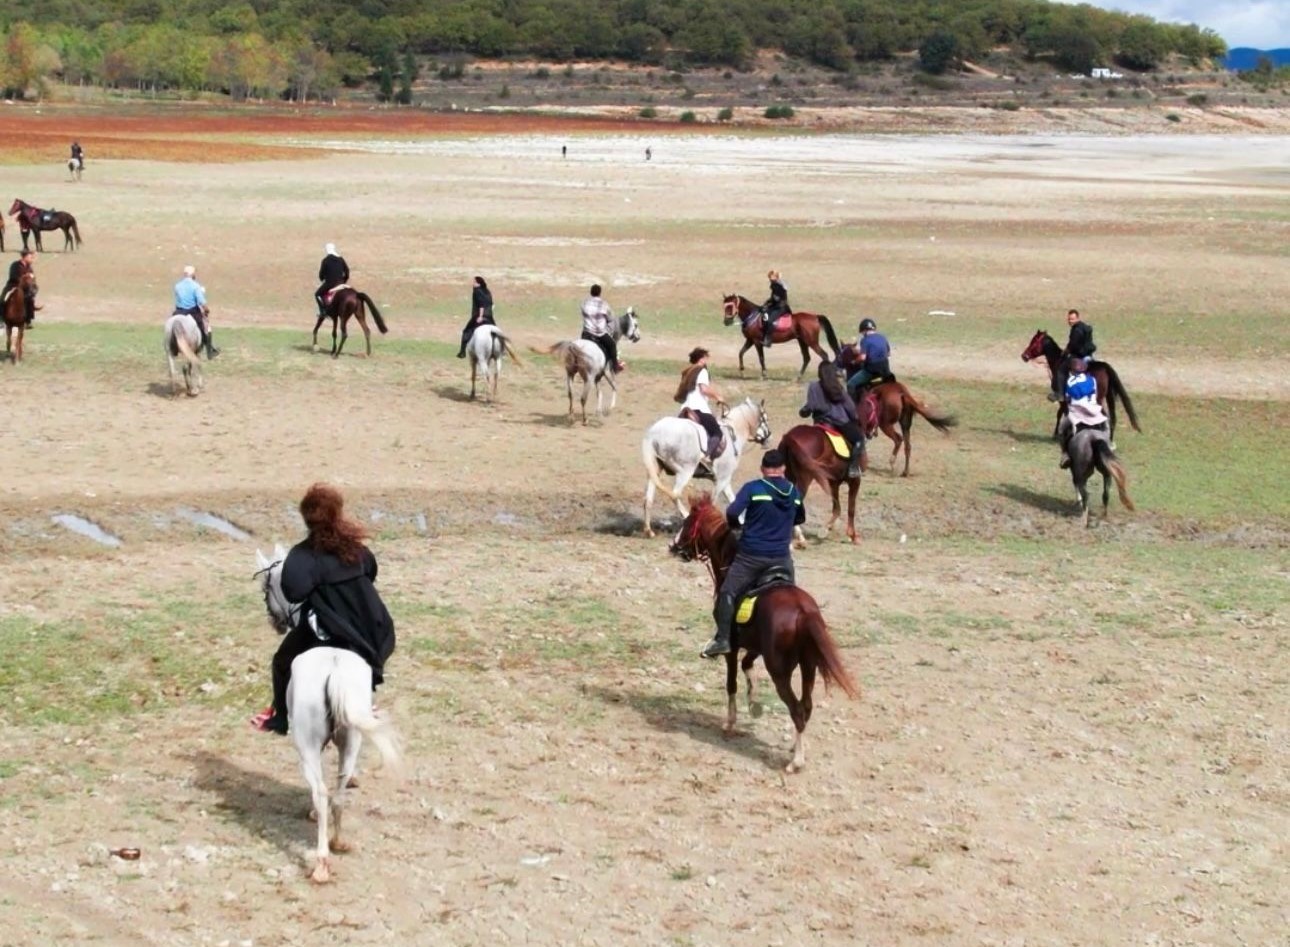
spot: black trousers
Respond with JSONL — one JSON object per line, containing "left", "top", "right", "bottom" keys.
{"left": 692, "top": 410, "right": 722, "bottom": 455}
{"left": 833, "top": 418, "right": 865, "bottom": 455}
{"left": 271, "top": 624, "right": 322, "bottom": 718}
{"left": 582, "top": 330, "right": 618, "bottom": 367}
{"left": 714, "top": 552, "right": 795, "bottom": 635}
{"left": 175, "top": 305, "right": 208, "bottom": 347}
{"left": 460, "top": 314, "right": 496, "bottom": 350}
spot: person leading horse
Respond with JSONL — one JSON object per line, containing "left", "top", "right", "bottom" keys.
{"left": 3, "top": 248, "right": 37, "bottom": 329}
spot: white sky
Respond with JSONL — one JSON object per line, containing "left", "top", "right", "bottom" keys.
{"left": 1073, "top": 0, "right": 1289, "bottom": 48}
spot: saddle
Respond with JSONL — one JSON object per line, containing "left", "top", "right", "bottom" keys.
{"left": 734, "top": 566, "right": 796, "bottom": 625}
{"left": 323, "top": 284, "right": 350, "bottom": 307}
{"left": 678, "top": 408, "right": 727, "bottom": 467}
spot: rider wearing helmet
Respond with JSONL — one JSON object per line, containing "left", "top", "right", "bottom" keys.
{"left": 1057, "top": 356, "right": 1108, "bottom": 468}
{"left": 844, "top": 318, "right": 890, "bottom": 395}
{"left": 759, "top": 270, "right": 789, "bottom": 348}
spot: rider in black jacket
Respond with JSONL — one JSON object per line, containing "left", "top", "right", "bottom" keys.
{"left": 1050, "top": 308, "right": 1096, "bottom": 401}
{"left": 315, "top": 243, "right": 350, "bottom": 317}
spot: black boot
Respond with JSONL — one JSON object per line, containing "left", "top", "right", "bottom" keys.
{"left": 847, "top": 453, "right": 862, "bottom": 480}
{"left": 761, "top": 314, "right": 772, "bottom": 348}
{"left": 205, "top": 335, "right": 220, "bottom": 359}
{"left": 702, "top": 595, "right": 735, "bottom": 659}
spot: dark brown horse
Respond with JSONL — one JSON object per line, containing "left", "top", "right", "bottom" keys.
{"left": 9, "top": 199, "right": 82, "bottom": 252}
{"left": 777, "top": 425, "right": 866, "bottom": 544}
{"left": 838, "top": 345, "right": 958, "bottom": 477}
{"left": 721, "top": 294, "right": 840, "bottom": 380}
{"left": 0, "top": 213, "right": 5, "bottom": 252}
{"left": 669, "top": 495, "right": 859, "bottom": 772}
{"left": 3, "top": 271, "right": 34, "bottom": 363}
{"left": 1021, "top": 330, "right": 1140, "bottom": 442}
{"left": 312, "top": 287, "right": 388, "bottom": 358}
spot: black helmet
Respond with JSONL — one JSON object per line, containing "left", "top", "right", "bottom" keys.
{"left": 858, "top": 318, "right": 877, "bottom": 332}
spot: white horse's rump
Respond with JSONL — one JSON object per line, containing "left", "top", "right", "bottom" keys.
{"left": 641, "top": 398, "right": 771, "bottom": 538}
{"left": 163, "top": 313, "right": 203, "bottom": 397}
{"left": 467, "top": 324, "right": 521, "bottom": 402}
{"left": 255, "top": 547, "right": 402, "bottom": 884}
{"left": 537, "top": 307, "right": 641, "bottom": 425}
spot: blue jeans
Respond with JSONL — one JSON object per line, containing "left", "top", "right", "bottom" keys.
{"left": 846, "top": 367, "right": 879, "bottom": 395}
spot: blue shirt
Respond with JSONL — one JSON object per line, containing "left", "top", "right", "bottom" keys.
{"left": 860, "top": 333, "right": 890, "bottom": 368}
{"left": 1066, "top": 372, "right": 1097, "bottom": 403}
{"left": 174, "top": 276, "right": 206, "bottom": 310}
{"left": 725, "top": 476, "right": 805, "bottom": 558}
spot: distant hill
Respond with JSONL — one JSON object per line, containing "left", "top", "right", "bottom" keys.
{"left": 1223, "top": 48, "right": 1290, "bottom": 70}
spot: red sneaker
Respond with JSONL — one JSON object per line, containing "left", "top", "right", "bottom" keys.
{"left": 249, "top": 707, "right": 276, "bottom": 732}
{"left": 615, "top": 360, "right": 627, "bottom": 373}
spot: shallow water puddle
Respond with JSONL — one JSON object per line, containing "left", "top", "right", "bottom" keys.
{"left": 176, "top": 509, "right": 253, "bottom": 541}
{"left": 51, "top": 513, "right": 122, "bottom": 547}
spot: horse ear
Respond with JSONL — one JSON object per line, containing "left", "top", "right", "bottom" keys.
{"left": 256, "top": 549, "right": 270, "bottom": 570}
{"left": 274, "top": 542, "right": 287, "bottom": 560}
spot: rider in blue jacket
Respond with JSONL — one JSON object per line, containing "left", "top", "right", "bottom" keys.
{"left": 701, "top": 449, "right": 805, "bottom": 658}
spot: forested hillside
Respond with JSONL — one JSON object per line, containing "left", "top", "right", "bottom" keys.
{"left": 1, "top": 0, "right": 1227, "bottom": 101}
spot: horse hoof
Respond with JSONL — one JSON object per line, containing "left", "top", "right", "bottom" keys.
{"left": 331, "top": 839, "right": 353, "bottom": 854}
{"left": 643, "top": 528, "right": 654, "bottom": 539}
{"left": 307, "top": 807, "right": 318, "bottom": 823}
{"left": 784, "top": 761, "right": 802, "bottom": 774}
{"left": 721, "top": 728, "right": 736, "bottom": 741}
{"left": 310, "top": 859, "right": 332, "bottom": 884}
{"left": 749, "top": 702, "right": 763, "bottom": 719}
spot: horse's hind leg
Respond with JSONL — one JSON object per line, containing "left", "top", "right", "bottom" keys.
{"left": 311, "top": 315, "right": 326, "bottom": 352}
{"left": 796, "top": 337, "right": 810, "bottom": 379}
{"left": 743, "top": 652, "right": 762, "bottom": 718}
{"left": 900, "top": 407, "right": 914, "bottom": 477}
{"left": 469, "top": 358, "right": 478, "bottom": 400}
{"left": 770, "top": 670, "right": 807, "bottom": 773}
{"left": 846, "top": 479, "right": 859, "bottom": 544}
{"left": 360, "top": 316, "right": 372, "bottom": 357}
{"left": 299, "top": 750, "right": 333, "bottom": 883}
{"left": 330, "top": 728, "right": 362, "bottom": 854}
{"left": 723, "top": 652, "right": 738, "bottom": 736}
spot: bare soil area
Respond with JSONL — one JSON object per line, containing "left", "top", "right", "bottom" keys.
{"left": 0, "top": 118, "right": 1285, "bottom": 946}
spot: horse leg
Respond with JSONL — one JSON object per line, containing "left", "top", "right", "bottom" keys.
{"left": 757, "top": 344, "right": 767, "bottom": 381}
{"left": 900, "top": 407, "right": 914, "bottom": 477}
{"left": 330, "top": 317, "right": 340, "bottom": 357}
{"left": 360, "top": 316, "right": 372, "bottom": 357}
{"left": 330, "top": 727, "right": 362, "bottom": 855}
{"left": 796, "top": 335, "right": 810, "bottom": 379}
{"left": 469, "top": 357, "right": 478, "bottom": 400}
{"left": 643, "top": 477, "right": 656, "bottom": 538}
{"left": 770, "top": 669, "right": 807, "bottom": 773}
{"left": 565, "top": 372, "right": 575, "bottom": 418}
{"left": 1102, "top": 470, "right": 1112, "bottom": 520}
{"left": 311, "top": 315, "right": 326, "bottom": 352}
{"left": 738, "top": 338, "right": 753, "bottom": 376}
{"left": 743, "top": 652, "right": 762, "bottom": 718}
{"left": 796, "top": 659, "right": 817, "bottom": 770}
{"left": 824, "top": 479, "right": 842, "bottom": 537}
{"left": 846, "top": 477, "right": 859, "bottom": 544}
{"left": 723, "top": 651, "right": 738, "bottom": 736}
{"left": 300, "top": 747, "right": 332, "bottom": 883}
{"left": 881, "top": 420, "right": 902, "bottom": 473}
{"left": 580, "top": 375, "right": 592, "bottom": 425}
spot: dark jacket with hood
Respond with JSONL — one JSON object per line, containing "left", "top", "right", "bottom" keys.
{"left": 281, "top": 542, "right": 395, "bottom": 683}
{"left": 1065, "top": 321, "right": 1096, "bottom": 359}
{"left": 725, "top": 476, "right": 805, "bottom": 558}
{"left": 318, "top": 255, "right": 350, "bottom": 289}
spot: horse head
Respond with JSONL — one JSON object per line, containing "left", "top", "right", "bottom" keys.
{"left": 621, "top": 307, "right": 641, "bottom": 343}
{"left": 7, "top": 199, "right": 20, "bottom": 218}
{"left": 668, "top": 494, "right": 726, "bottom": 562}
{"left": 750, "top": 398, "right": 772, "bottom": 445}
{"left": 1021, "top": 330, "right": 1049, "bottom": 363}
{"left": 254, "top": 544, "right": 296, "bottom": 635}
{"left": 721, "top": 294, "right": 740, "bottom": 325}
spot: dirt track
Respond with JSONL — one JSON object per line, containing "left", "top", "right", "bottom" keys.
{"left": 0, "top": 117, "right": 1286, "bottom": 946}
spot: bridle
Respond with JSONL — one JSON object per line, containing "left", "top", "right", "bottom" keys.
{"left": 254, "top": 560, "right": 299, "bottom": 634}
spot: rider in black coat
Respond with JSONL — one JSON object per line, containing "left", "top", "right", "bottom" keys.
{"left": 316, "top": 243, "right": 350, "bottom": 316}
{"left": 457, "top": 276, "right": 496, "bottom": 358}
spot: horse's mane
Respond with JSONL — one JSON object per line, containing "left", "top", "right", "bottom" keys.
{"left": 687, "top": 494, "right": 738, "bottom": 563}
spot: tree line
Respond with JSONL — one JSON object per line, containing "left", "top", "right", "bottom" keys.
{"left": 0, "top": 0, "right": 1228, "bottom": 101}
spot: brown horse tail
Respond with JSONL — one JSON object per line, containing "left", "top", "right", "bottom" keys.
{"left": 804, "top": 611, "right": 859, "bottom": 700}
{"left": 357, "top": 292, "right": 387, "bottom": 333}
{"left": 1094, "top": 440, "right": 1136, "bottom": 511}
{"left": 1103, "top": 363, "right": 1140, "bottom": 433}
{"left": 904, "top": 389, "right": 958, "bottom": 434}
{"left": 71, "top": 219, "right": 82, "bottom": 248}
{"left": 817, "top": 314, "right": 841, "bottom": 358}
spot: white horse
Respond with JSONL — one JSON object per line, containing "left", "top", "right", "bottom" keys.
{"left": 255, "top": 546, "right": 402, "bottom": 884}
{"left": 536, "top": 307, "right": 641, "bottom": 424}
{"left": 163, "top": 313, "right": 204, "bottom": 397}
{"left": 641, "top": 398, "right": 771, "bottom": 538}
{"left": 467, "top": 324, "right": 521, "bottom": 402}
{"left": 67, "top": 158, "right": 82, "bottom": 182}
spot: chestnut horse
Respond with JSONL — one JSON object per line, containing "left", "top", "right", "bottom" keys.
{"left": 312, "top": 287, "right": 388, "bottom": 358}
{"left": 1021, "top": 330, "right": 1140, "bottom": 442}
{"left": 838, "top": 345, "right": 958, "bottom": 477}
{"left": 9, "top": 199, "right": 82, "bottom": 252}
{"left": 669, "top": 495, "right": 858, "bottom": 772}
{"left": 3, "top": 271, "right": 34, "bottom": 363}
{"left": 721, "top": 294, "right": 840, "bottom": 380}
{"left": 776, "top": 425, "right": 867, "bottom": 544}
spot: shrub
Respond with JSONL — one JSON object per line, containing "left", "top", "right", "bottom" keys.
{"left": 679, "top": 110, "right": 697, "bottom": 123}
{"left": 717, "top": 106, "right": 734, "bottom": 121}
{"left": 1186, "top": 93, "right": 1208, "bottom": 107}
{"left": 639, "top": 106, "right": 658, "bottom": 118}
{"left": 763, "top": 104, "right": 795, "bottom": 119}
{"left": 499, "top": 84, "right": 510, "bottom": 99}
{"left": 1165, "top": 112, "right": 1181, "bottom": 122}
{"left": 994, "top": 99, "right": 1021, "bottom": 111}
{"left": 682, "top": 86, "right": 695, "bottom": 99}
{"left": 532, "top": 66, "right": 550, "bottom": 79}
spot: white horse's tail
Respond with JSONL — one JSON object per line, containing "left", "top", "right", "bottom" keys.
{"left": 533, "top": 340, "right": 592, "bottom": 376}
{"left": 641, "top": 435, "right": 677, "bottom": 501}
{"left": 494, "top": 332, "right": 522, "bottom": 366}
{"left": 327, "top": 666, "right": 402, "bottom": 773}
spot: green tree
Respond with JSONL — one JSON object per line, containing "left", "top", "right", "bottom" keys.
{"left": 918, "top": 29, "right": 959, "bottom": 74}
{"left": 1115, "top": 18, "right": 1169, "bottom": 71}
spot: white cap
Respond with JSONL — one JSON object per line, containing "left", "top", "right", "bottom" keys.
{"left": 325, "top": 243, "right": 337, "bottom": 255}
{"left": 182, "top": 265, "right": 196, "bottom": 277}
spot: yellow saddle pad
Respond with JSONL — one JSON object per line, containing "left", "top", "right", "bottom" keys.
{"left": 823, "top": 430, "right": 850, "bottom": 458}
{"left": 735, "top": 595, "right": 757, "bottom": 625}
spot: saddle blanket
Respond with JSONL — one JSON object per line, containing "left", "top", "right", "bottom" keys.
{"left": 817, "top": 424, "right": 851, "bottom": 459}
{"left": 324, "top": 284, "right": 350, "bottom": 305}
{"left": 735, "top": 595, "right": 758, "bottom": 625}
{"left": 744, "top": 312, "right": 791, "bottom": 333}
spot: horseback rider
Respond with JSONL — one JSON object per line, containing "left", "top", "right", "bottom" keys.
{"left": 315, "top": 242, "right": 349, "bottom": 318}
{"left": 801, "top": 360, "right": 865, "bottom": 480}
{"left": 675, "top": 347, "right": 725, "bottom": 464}
{"left": 759, "top": 269, "right": 789, "bottom": 348}
{"left": 581, "top": 283, "right": 625, "bottom": 373}
{"left": 457, "top": 275, "right": 495, "bottom": 358}
{"left": 252, "top": 483, "right": 396, "bottom": 735}
{"left": 701, "top": 449, "right": 805, "bottom": 659}
{"left": 845, "top": 318, "right": 891, "bottom": 395}
{"left": 1057, "top": 357, "right": 1108, "bottom": 469}
{"left": 70, "top": 141, "right": 84, "bottom": 170}
{"left": 173, "top": 264, "right": 218, "bottom": 359}
{"left": 1049, "top": 308, "right": 1096, "bottom": 402}
{"left": 3, "top": 248, "right": 37, "bottom": 327}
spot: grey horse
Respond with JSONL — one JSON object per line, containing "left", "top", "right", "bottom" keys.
{"left": 1067, "top": 426, "right": 1135, "bottom": 527}
{"left": 163, "top": 313, "right": 204, "bottom": 397}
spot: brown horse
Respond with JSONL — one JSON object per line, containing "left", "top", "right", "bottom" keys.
{"left": 9, "top": 199, "right": 82, "bottom": 252}
{"left": 3, "top": 271, "right": 34, "bottom": 363}
{"left": 312, "top": 287, "right": 388, "bottom": 358}
{"left": 721, "top": 294, "right": 840, "bottom": 380}
{"left": 838, "top": 345, "right": 957, "bottom": 477}
{"left": 1021, "top": 330, "right": 1140, "bottom": 442}
{"left": 669, "top": 495, "right": 859, "bottom": 772}
{"left": 0, "top": 213, "right": 5, "bottom": 252}
{"left": 776, "top": 425, "right": 866, "bottom": 544}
